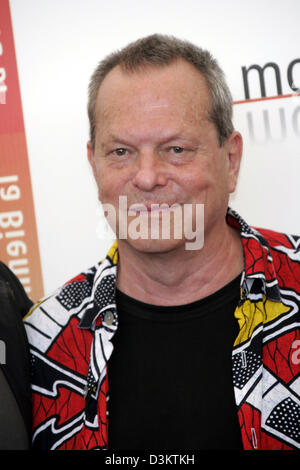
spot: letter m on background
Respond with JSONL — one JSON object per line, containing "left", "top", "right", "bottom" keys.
{"left": 242, "top": 62, "right": 283, "bottom": 99}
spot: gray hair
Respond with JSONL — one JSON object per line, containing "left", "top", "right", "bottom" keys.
{"left": 88, "top": 34, "right": 234, "bottom": 149}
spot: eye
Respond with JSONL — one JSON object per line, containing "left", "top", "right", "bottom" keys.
{"left": 171, "top": 146, "right": 185, "bottom": 154}
{"left": 113, "top": 148, "right": 128, "bottom": 156}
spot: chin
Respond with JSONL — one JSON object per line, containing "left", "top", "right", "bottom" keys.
{"left": 124, "top": 236, "right": 186, "bottom": 254}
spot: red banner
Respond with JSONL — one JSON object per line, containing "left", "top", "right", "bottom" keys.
{"left": 0, "top": 0, "right": 44, "bottom": 301}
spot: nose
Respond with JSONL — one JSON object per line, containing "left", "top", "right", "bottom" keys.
{"left": 132, "top": 149, "right": 168, "bottom": 191}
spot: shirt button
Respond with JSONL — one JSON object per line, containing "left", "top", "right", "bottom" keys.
{"left": 104, "top": 310, "right": 114, "bottom": 325}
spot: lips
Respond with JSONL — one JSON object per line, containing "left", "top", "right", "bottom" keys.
{"left": 128, "top": 202, "right": 181, "bottom": 213}
{"left": 115, "top": 196, "right": 183, "bottom": 216}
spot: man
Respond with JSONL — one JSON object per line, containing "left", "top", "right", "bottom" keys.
{"left": 0, "top": 261, "right": 32, "bottom": 449}
{"left": 24, "top": 34, "right": 300, "bottom": 450}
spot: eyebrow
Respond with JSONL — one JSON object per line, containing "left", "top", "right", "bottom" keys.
{"left": 100, "top": 131, "right": 196, "bottom": 146}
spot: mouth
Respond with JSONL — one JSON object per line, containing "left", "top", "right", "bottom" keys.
{"left": 128, "top": 203, "right": 181, "bottom": 215}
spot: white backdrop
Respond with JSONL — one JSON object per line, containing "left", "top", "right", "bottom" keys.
{"left": 9, "top": 0, "right": 300, "bottom": 295}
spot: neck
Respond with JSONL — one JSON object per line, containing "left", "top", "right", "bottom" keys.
{"left": 116, "top": 221, "right": 244, "bottom": 306}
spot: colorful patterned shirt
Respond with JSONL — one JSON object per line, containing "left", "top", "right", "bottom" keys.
{"left": 24, "top": 208, "right": 300, "bottom": 450}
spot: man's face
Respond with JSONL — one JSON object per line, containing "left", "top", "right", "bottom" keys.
{"left": 88, "top": 59, "right": 242, "bottom": 253}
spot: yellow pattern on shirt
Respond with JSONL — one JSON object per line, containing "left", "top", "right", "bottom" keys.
{"left": 234, "top": 296, "right": 291, "bottom": 347}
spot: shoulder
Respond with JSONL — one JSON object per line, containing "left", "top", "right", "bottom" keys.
{"left": 23, "top": 261, "right": 101, "bottom": 353}
{"left": 254, "top": 227, "right": 299, "bottom": 250}
{"left": 0, "top": 261, "right": 33, "bottom": 317}
{"left": 254, "top": 227, "right": 300, "bottom": 261}
{"left": 253, "top": 227, "right": 300, "bottom": 292}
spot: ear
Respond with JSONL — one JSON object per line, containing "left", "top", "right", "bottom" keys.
{"left": 225, "top": 131, "right": 243, "bottom": 194}
{"left": 87, "top": 141, "right": 97, "bottom": 178}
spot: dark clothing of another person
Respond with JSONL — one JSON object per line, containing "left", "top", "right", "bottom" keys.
{"left": 0, "top": 262, "right": 32, "bottom": 449}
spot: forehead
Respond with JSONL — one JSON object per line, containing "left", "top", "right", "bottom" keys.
{"left": 95, "top": 59, "right": 212, "bottom": 122}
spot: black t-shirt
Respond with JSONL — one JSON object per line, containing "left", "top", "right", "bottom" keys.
{"left": 108, "top": 273, "right": 244, "bottom": 450}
